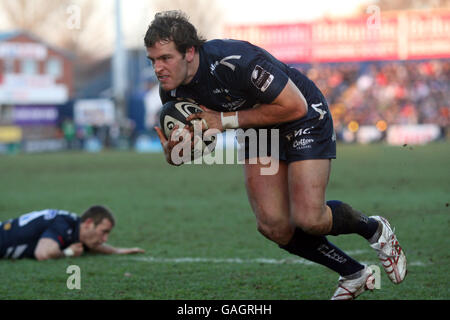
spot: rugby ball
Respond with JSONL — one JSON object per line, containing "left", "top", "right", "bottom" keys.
{"left": 159, "top": 100, "right": 216, "bottom": 160}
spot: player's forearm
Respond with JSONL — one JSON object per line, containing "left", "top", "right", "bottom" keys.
{"left": 34, "top": 248, "right": 64, "bottom": 260}
{"left": 34, "top": 238, "right": 66, "bottom": 260}
{"left": 89, "top": 243, "right": 119, "bottom": 255}
{"left": 223, "top": 79, "right": 308, "bottom": 129}
{"left": 89, "top": 244, "right": 144, "bottom": 255}
{"left": 226, "top": 103, "right": 305, "bottom": 129}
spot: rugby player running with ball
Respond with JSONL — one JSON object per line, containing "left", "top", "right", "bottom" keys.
{"left": 146, "top": 10, "right": 406, "bottom": 299}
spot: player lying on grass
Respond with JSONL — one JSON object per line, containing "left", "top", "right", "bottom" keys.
{"left": 147, "top": 10, "right": 407, "bottom": 299}
{"left": 0, "top": 205, "right": 145, "bottom": 260}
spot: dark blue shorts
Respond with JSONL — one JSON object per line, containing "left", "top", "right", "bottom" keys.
{"left": 238, "top": 93, "right": 336, "bottom": 164}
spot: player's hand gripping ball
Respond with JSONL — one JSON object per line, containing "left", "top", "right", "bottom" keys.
{"left": 159, "top": 100, "right": 216, "bottom": 160}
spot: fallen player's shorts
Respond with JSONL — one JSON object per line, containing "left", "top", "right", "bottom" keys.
{"left": 238, "top": 92, "right": 336, "bottom": 164}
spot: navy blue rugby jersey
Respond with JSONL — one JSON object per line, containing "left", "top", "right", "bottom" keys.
{"left": 160, "top": 39, "right": 324, "bottom": 128}
{"left": 0, "top": 209, "right": 80, "bottom": 259}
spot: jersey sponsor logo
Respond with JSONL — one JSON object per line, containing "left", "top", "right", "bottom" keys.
{"left": 221, "top": 99, "right": 246, "bottom": 111}
{"left": 212, "top": 88, "right": 229, "bottom": 95}
{"left": 292, "top": 138, "right": 314, "bottom": 150}
{"left": 294, "top": 127, "right": 313, "bottom": 137}
{"left": 285, "top": 127, "right": 314, "bottom": 141}
{"left": 251, "top": 65, "right": 274, "bottom": 92}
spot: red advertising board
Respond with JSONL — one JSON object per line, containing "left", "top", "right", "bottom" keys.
{"left": 224, "top": 9, "right": 450, "bottom": 63}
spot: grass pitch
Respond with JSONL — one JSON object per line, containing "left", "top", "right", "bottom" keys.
{"left": 0, "top": 142, "right": 448, "bottom": 300}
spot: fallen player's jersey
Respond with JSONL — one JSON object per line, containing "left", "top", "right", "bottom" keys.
{"left": 160, "top": 39, "right": 324, "bottom": 130}
{"left": 0, "top": 209, "right": 80, "bottom": 259}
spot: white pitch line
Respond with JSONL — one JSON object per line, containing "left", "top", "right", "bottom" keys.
{"left": 130, "top": 256, "right": 316, "bottom": 265}
{"left": 127, "top": 249, "right": 431, "bottom": 267}
{"left": 128, "top": 250, "right": 368, "bottom": 265}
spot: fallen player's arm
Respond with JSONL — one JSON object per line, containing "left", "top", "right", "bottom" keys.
{"left": 34, "top": 238, "right": 84, "bottom": 261}
{"left": 88, "top": 243, "right": 145, "bottom": 255}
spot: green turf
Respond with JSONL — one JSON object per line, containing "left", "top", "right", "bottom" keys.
{"left": 0, "top": 142, "right": 449, "bottom": 300}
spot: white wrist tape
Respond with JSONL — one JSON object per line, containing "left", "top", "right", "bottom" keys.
{"left": 63, "top": 247, "right": 75, "bottom": 257}
{"left": 221, "top": 112, "right": 239, "bottom": 129}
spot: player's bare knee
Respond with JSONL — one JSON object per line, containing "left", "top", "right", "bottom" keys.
{"left": 292, "top": 213, "right": 328, "bottom": 235}
{"left": 256, "top": 221, "right": 293, "bottom": 245}
{"left": 302, "top": 221, "right": 328, "bottom": 235}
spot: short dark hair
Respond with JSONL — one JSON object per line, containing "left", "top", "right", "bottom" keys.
{"left": 144, "top": 10, "right": 206, "bottom": 54}
{"left": 81, "top": 205, "right": 115, "bottom": 227}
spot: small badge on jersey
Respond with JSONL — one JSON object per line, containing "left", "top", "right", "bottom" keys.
{"left": 251, "top": 65, "right": 274, "bottom": 92}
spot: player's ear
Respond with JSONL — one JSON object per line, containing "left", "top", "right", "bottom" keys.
{"left": 84, "top": 218, "right": 95, "bottom": 228}
{"left": 185, "top": 46, "right": 195, "bottom": 62}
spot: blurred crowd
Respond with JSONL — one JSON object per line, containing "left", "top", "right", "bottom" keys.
{"left": 302, "top": 59, "right": 450, "bottom": 132}
{"left": 54, "top": 59, "right": 450, "bottom": 153}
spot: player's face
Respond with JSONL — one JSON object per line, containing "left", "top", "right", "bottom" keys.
{"left": 82, "top": 218, "right": 113, "bottom": 248}
{"left": 146, "top": 40, "right": 193, "bottom": 91}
